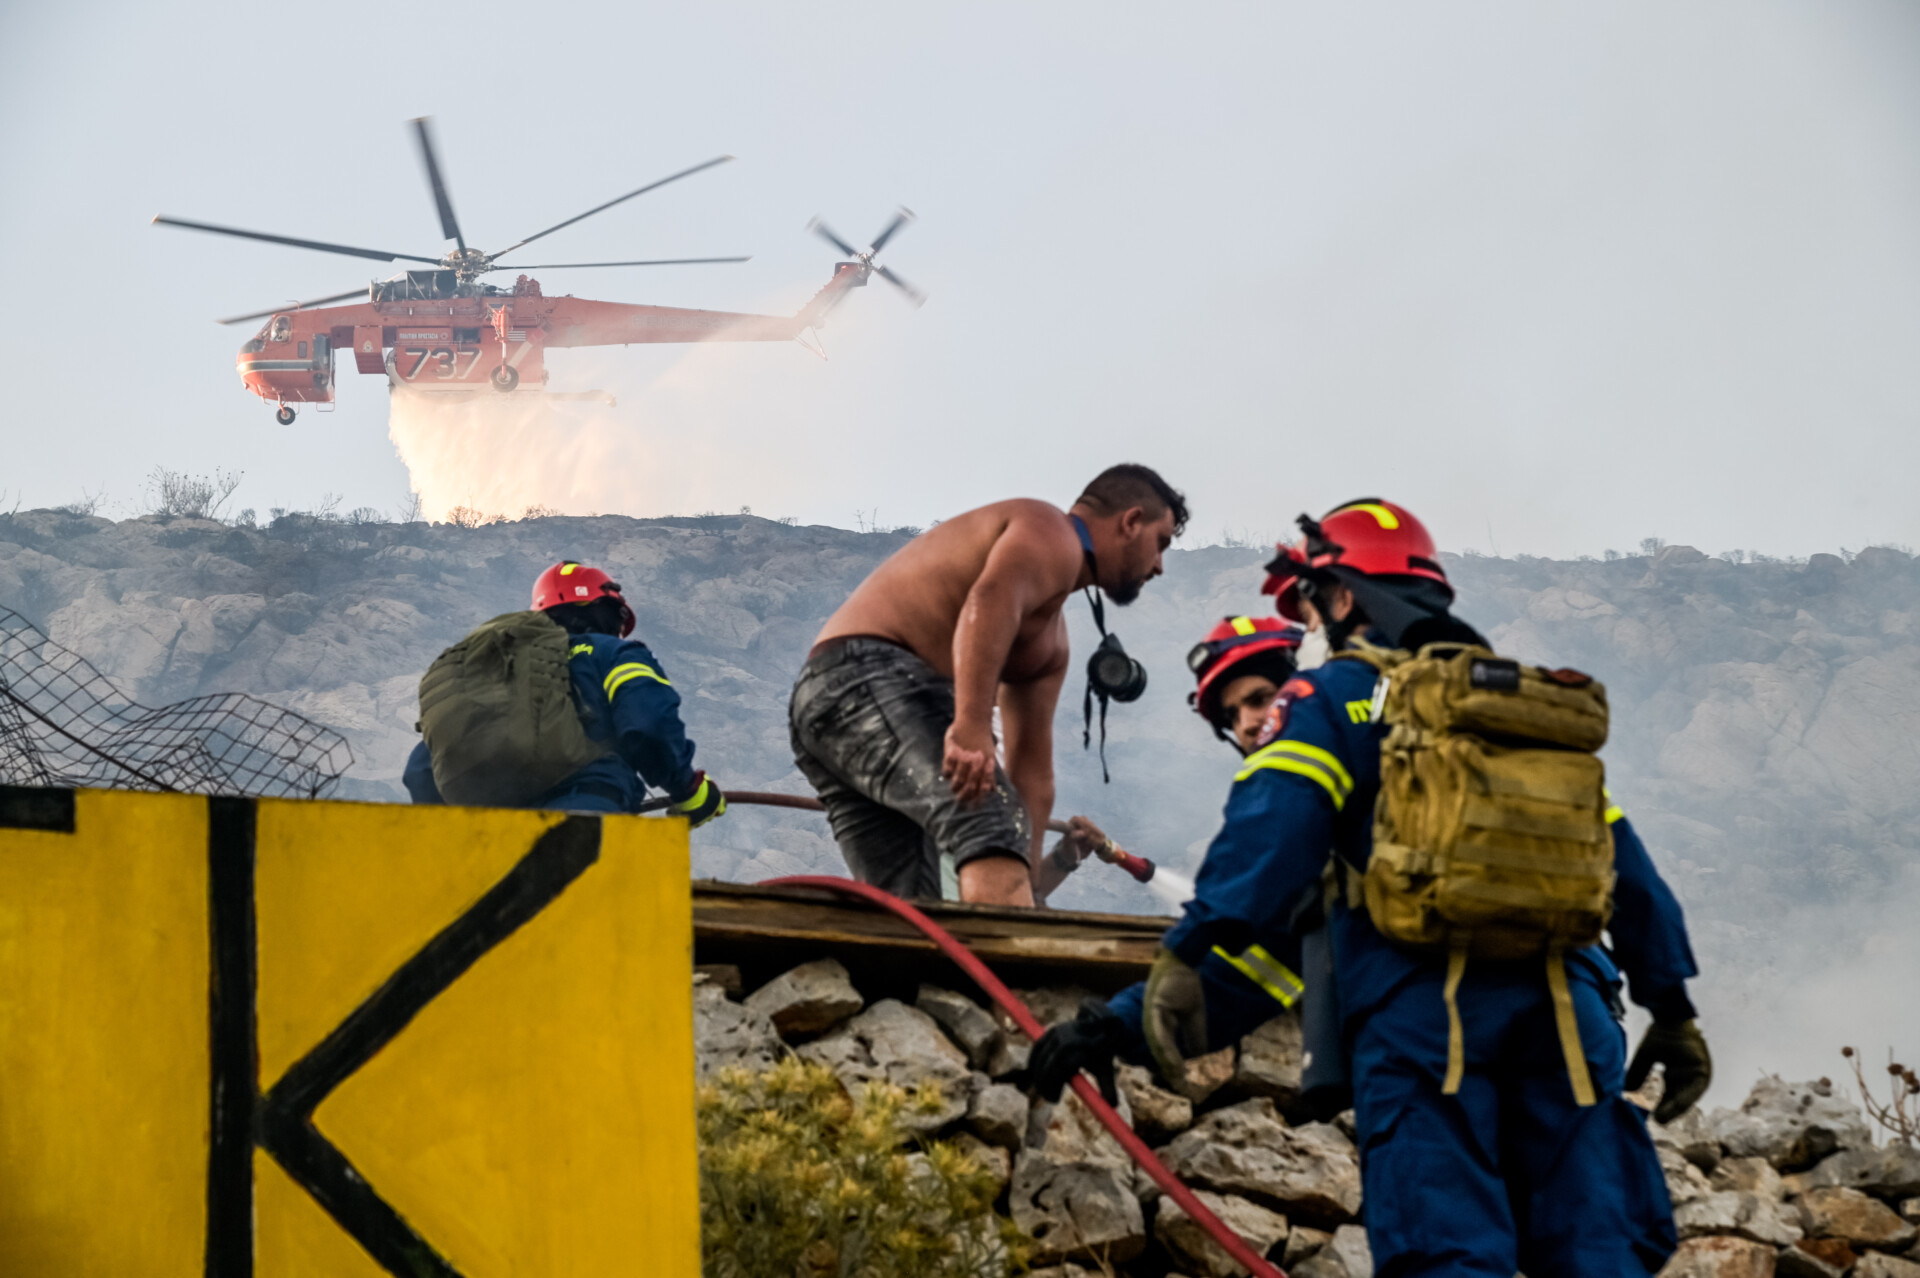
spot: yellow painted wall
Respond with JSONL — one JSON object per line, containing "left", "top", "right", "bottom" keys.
{"left": 0, "top": 788, "right": 699, "bottom": 1276}
{"left": 0, "top": 790, "right": 209, "bottom": 1276}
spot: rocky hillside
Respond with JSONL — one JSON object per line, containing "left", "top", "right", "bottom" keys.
{"left": 695, "top": 956, "right": 1920, "bottom": 1277}
{"left": 1, "top": 508, "right": 1914, "bottom": 1096}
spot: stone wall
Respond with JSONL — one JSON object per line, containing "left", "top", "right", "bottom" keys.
{"left": 700, "top": 958, "right": 1920, "bottom": 1278}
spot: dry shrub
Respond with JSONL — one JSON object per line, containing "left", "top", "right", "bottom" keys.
{"left": 1842, "top": 1046, "right": 1918, "bottom": 1145}
{"left": 699, "top": 1058, "right": 1028, "bottom": 1277}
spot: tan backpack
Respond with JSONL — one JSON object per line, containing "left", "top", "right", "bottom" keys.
{"left": 1338, "top": 640, "right": 1615, "bottom": 1105}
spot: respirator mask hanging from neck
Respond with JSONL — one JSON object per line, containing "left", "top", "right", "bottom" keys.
{"left": 1074, "top": 516, "right": 1146, "bottom": 783}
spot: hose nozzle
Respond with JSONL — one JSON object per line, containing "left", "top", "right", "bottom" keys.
{"left": 1109, "top": 849, "right": 1156, "bottom": 883}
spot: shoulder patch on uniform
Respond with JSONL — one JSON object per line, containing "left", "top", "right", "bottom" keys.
{"left": 1253, "top": 677, "right": 1317, "bottom": 749}
{"left": 1344, "top": 699, "right": 1373, "bottom": 724}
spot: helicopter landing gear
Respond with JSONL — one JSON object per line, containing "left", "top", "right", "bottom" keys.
{"left": 275, "top": 405, "right": 297, "bottom": 425}
{"left": 490, "top": 364, "right": 519, "bottom": 392}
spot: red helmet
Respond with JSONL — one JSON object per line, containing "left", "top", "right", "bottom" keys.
{"left": 1187, "top": 615, "right": 1305, "bottom": 727}
{"left": 532, "top": 561, "right": 636, "bottom": 637}
{"left": 1262, "top": 499, "right": 1450, "bottom": 622}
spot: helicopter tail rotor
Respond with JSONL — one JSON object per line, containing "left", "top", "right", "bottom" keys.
{"left": 808, "top": 207, "right": 925, "bottom": 309}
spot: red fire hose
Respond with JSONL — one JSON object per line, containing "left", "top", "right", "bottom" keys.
{"left": 725, "top": 791, "right": 1159, "bottom": 883}
{"left": 762, "top": 874, "right": 1288, "bottom": 1278}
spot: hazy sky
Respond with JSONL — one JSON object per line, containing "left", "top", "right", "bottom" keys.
{"left": 3, "top": 1, "right": 1917, "bottom": 557}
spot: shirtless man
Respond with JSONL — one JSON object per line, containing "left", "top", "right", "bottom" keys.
{"left": 790, "top": 464, "right": 1188, "bottom": 905}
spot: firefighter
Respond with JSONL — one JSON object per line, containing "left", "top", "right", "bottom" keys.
{"left": 1133, "top": 500, "right": 1707, "bottom": 1276}
{"left": 403, "top": 561, "right": 726, "bottom": 824}
{"left": 1033, "top": 616, "right": 1350, "bottom": 1115}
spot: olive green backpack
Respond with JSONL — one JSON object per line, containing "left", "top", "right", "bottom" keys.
{"left": 1337, "top": 640, "right": 1614, "bottom": 1105}
{"left": 416, "top": 610, "right": 612, "bottom": 807}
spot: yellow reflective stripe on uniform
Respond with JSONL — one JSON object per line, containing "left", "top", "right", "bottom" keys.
{"left": 603, "top": 662, "right": 669, "bottom": 699}
{"left": 1234, "top": 749, "right": 1352, "bottom": 810}
{"left": 1238, "top": 739, "right": 1354, "bottom": 792}
{"left": 1212, "top": 943, "right": 1305, "bottom": 1007}
{"left": 1230, "top": 616, "right": 1257, "bottom": 636}
{"left": 569, "top": 643, "right": 594, "bottom": 658}
{"left": 1603, "top": 786, "right": 1625, "bottom": 825}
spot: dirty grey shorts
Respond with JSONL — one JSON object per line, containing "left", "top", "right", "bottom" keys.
{"left": 788, "top": 636, "right": 1032, "bottom": 900}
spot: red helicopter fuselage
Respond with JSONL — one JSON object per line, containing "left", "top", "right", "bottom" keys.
{"left": 237, "top": 265, "right": 865, "bottom": 406}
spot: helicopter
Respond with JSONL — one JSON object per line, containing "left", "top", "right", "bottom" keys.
{"left": 154, "top": 118, "right": 923, "bottom": 424}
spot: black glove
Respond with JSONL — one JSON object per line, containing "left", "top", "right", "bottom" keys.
{"left": 1142, "top": 947, "right": 1208, "bottom": 1095}
{"left": 1626, "top": 1019, "right": 1713, "bottom": 1124}
{"left": 669, "top": 771, "right": 727, "bottom": 829}
{"left": 1030, "top": 998, "right": 1130, "bottom": 1105}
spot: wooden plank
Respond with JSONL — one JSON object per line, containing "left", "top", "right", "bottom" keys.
{"left": 690, "top": 880, "right": 1174, "bottom": 993}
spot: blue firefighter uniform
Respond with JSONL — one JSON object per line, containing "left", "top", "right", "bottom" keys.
{"left": 1132, "top": 651, "right": 1699, "bottom": 1276}
{"left": 403, "top": 632, "right": 702, "bottom": 813}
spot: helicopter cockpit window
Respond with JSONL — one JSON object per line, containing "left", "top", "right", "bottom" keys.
{"left": 269, "top": 315, "right": 293, "bottom": 344}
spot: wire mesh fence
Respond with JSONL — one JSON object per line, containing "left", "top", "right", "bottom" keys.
{"left": 0, "top": 607, "right": 353, "bottom": 799}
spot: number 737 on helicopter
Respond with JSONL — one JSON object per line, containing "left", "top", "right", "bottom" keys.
{"left": 154, "top": 117, "right": 922, "bottom": 424}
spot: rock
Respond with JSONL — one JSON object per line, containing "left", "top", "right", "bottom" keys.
{"left": 1674, "top": 1191, "right": 1802, "bottom": 1246}
{"left": 1025, "top": 1267, "right": 1096, "bottom": 1278}
{"left": 693, "top": 983, "right": 781, "bottom": 1081}
{"left": 1158, "top": 1098, "right": 1363, "bottom": 1227}
{"left": 1798, "top": 1186, "right": 1919, "bottom": 1249}
{"left": 1776, "top": 1240, "right": 1849, "bottom": 1278}
{"left": 796, "top": 999, "right": 971, "bottom": 1130}
{"left": 1032, "top": 1085, "right": 1134, "bottom": 1171}
{"left": 986, "top": 1032, "right": 1032, "bottom": 1078}
{"left": 1292, "top": 1224, "right": 1372, "bottom": 1277}
{"left": 1184, "top": 1047, "right": 1239, "bottom": 1104}
{"left": 1283, "top": 1225, "right": 1331, "bottom": 1267}
{"left": 1784, "top": 1146, "right": 1920, "bottom": 1202}
{"left": 1016, "top": 986, "right": 1099, "bottom": 1031}
{"left": 1784, "top": 1238, "right": 1857, "bottom": 1275}
{"left": 1657, "top": 1235, "right": 1778, "bottom": 1277}
{"left": 1153, "top": 1189, "right": 1288, "bottom": 1278}
{"left": 1856, "top": 1254, "right": 1920, "bottom": 1278}
{"left": 1229, "top": 1013, "right": 1304, "bottom": 1112}
{"left": 1009, "top": 1150, "right": 1146, "bottom": 1266}
{"left": 743, "top": 958, "right": 864, "bottom": 1037}
{"left": 967, "top": 1082, "right": 1030, "bottom": 1149}
{"left": 693, "top": 963, "right": 743, "bottom": 997}
{"left": 1665, "top": 1145, "right": 1718, "bottom": 1205}
{"left": 1118, "top": 1062, "right": 1193, "bottom": 1142}
{"left": 1904, "top": 1197, "right": 1920, "bottom": 1223}
{"left": 1715, "top": 1156, "right": 1787, "bottom": 1199}
{"left": 1712, "top": 1078, "right": 1873, "bottom": 1170}
{"left": 917, "top": 984, "right": 1003, "bottom": 1069}
{"left": 1655, "top": 1107, "right": 1726, "bottom": 1174}
{"left": 948, "top": 1131, "right": 1012, "bottom": 1193}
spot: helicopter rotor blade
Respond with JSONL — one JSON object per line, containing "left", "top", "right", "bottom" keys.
{"left": 215, "top": 287, "right": 371, "bottom": 327}
{"left": 490, "top": 257, "right": 752, "bottom": 269}
{"left": 868, "top": 207, "right": 914, "bottom": 254}
{"left": 874, "top": 264, "right": 927, "bottom": 308}
{"left": 410, "top": 116, "right": 467, "bottom": 253}
{"left": 152, "top": 216, "right": 441, "bottom": 265}
{"left": 492, "top": 155, "right": 735, "bottom": 259}
{"left": 808, "top": 218, "right": 862, "bottom": 259}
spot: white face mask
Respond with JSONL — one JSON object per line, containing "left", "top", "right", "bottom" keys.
{"left": 1295, "top": 624, "right": 1331, "bottom": 671}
